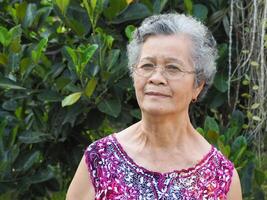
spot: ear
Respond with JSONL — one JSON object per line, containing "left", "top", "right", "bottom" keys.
{"left": 192, "top": 81, "right": 205, "bottom": 100}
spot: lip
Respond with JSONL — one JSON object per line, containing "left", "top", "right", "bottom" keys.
{"left": 145, "top": 91, "right": 171, "bottom": 97}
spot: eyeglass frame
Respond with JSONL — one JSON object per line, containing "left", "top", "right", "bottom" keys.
{"left": 131, "top": 62, "right": 196, "bottom": 80}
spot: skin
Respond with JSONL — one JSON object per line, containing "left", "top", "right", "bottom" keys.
{"left": 66, "top": 34, "right": 242, "bottom": 200}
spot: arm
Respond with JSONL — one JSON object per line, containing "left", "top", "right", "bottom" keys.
{"left": 227, "top": 168, "right": 242, "bottom": 200}
{"left": 66, "top": 155, "right": 95, "bottom": 200}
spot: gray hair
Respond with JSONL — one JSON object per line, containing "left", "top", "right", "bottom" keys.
{"left": 127, "top": 13, "right": 218, "bottom": 100}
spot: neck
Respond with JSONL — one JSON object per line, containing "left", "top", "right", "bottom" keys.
{"left": 135, "top": 111, "right": 196, "bottom": 149}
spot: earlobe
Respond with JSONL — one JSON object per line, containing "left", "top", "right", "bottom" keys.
{"left": 193, "top": 81, "right": 205, "bottom": 100}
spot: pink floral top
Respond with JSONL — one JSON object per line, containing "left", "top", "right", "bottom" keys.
{"left": 85, "top": 134, "right": 234, "bottom": 200}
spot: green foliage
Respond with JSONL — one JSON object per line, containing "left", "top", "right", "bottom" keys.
{"left": 0, "top": 0, "right": 265, "bottom": 199}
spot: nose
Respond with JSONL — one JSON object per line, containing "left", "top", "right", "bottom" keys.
{"left": 148, "top": 67, "right": 167, "bottom": 85}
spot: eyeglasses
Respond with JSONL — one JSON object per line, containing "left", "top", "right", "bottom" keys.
{"left": 132, "top": 63, "right": 195, "bottom": 80}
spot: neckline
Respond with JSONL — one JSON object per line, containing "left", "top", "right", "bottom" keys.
{"left": 110, "top": 133, "right": 214, "bottom": 177}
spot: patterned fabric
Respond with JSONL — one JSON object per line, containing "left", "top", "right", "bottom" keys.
{"left": 85, "top": 134, "right": 234, "bottom": 200}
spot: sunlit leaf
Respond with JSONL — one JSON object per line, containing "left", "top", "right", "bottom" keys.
{"left": 61, "top": 92, "right": 82, "bottom": 107}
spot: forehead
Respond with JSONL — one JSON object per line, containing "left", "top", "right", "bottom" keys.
{"left": 139, "top": 34, "right": 193, "bottom": 65}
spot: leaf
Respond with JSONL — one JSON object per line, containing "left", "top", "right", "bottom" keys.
{"left": 81, "top": 44, "right": 98, "bottom": 70}
{"left": 32, "top": 38, "right": 48, "bottom": 64}
{"left": 37, "top": 90, "right": 62, "bottom": 102}
{"left": 252, "top": 116, "right": 261, "bottom": 121}
{"left": 0, "top": 76, "right": 25, "bottom": 90}
{"left": 22, "top": 3, "right": 37, "bottom": 28}
{"left": 29, "top": 167, "right": 54, "bottom": 184}
{"left": 255, "top": 168, "right": 265, "bottom": 186}
{"left": 83, "top": 0, "right": 105, "bottom": 30}
{"left": 97, "top": 98, "right": 121, "bottom": 117}
{"left": 204, "top": 116, "right": 219, "bottom": 133}
{"left": 250, "top": 61, "right": 259, "bottom": 67}
{"left": 0, "top": 26, "right": 12, "bottom": 47}
{"left": 214, "top": 73, "right": 228, "bottom": 93}
{"left": 67, "top": 18, "right": 87, "bottom": 36}
{"left": 65, "top": 46, "right": 78, "bottom": 65}
{"left": 184, "top": 0, "right": 193, "bottom": 15}
{"left": 55, "top": 0, "right": 70, "bottom": 15}
{"left": 19, "top": 131, "right": 51, "bottom": 144}
{"left": 15, "top": 151, "right": 41, "bottom": 172}
{"left": 107, "top": 49, "right": 120, "bottom": 71}
{"left": 193, "top": 4, "right": 208, "bottom": 21}
{"left": 111, "top": 3, "right": 151, "bottom": 24}
{"left": 130, "top": 108, "right": 141, "bottom": 119}
{"left": 125, "top": 25, "right": 136, "bottom": 41}
{"left": 206, "top": 130, "right": 219, "bottom": 144}
{"left": 241, "top": 161, "right": 254, "bottom": 195}
{"left": 153, "top": 0, "right": 168, "bottom": 14}
{"left": 85, "top": 77, "right": 97, "bottom": 97}
{"left": 251, "top": 103, "right": 260, "bottom": 109}
{"left": 61, "top": 92, "right": 82, "bottom": 107}
{"left": 103, "top": 0, "right": 128, "bottom": 20}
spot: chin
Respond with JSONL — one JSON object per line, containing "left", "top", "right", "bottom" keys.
{"left": 141, "top": 105, "right": 175, "bottom": 115}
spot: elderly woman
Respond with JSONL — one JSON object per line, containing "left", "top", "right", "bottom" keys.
{"left": 67, "top": 13, "right": 242, "bottom": 200}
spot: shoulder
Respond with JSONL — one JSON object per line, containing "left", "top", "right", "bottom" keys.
{"left": 211, "top": 147, "right": 242, "bottom": 197}
{"left": 227, "top": 168, "right": 243, "bottom": 199}
{"left": 84, "top": 134, "right": 114, "bottom": 164}
{"left": 66, "top": 156, "right": 95, "bottom": 200}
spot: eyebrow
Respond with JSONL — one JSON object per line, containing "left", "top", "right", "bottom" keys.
{"left": 139, "top": 56, "right": 187, "bottom": 66}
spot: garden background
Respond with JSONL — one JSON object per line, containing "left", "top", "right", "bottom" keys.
{"left": 0, "top": 0, "right": 266, "bottom": 199}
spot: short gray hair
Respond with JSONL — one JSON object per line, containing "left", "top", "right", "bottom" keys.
{"left": 127, "top": 13, "right": 218, "bottom": 100}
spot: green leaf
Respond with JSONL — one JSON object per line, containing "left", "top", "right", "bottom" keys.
{"left": 107, "top": 49, "right": 120, "bottom": 71}
{"left": 214, "top": 73, "right": 228, "bottom": 93}
{"left": 255, "top": 168, "right": 265, "bottom": 186}
{"left": 29, "top": 167, "right": 54, "bottom": 184}
{"left": 0, "top": 26, "right": 12, "bottom": 47}
{"left": 193, "top": 4, "right": 208, "bottom": 21}
{"left": 97, "top": 98, "right": 121, "bottom": 117}
{"left": 65, "top": 46, "right": 78, "bottom": 65}
{"left": 111, "top": 3, "right": 151, "bottom": 24}
{"left": 16, "top": 2, "right": 28, "bottom": 22}
{"left": 9, "top": 25, "right": 22, "bottom": 53}
{"left": 67, "top": 18, "right": 87, "bottom": 36}
{"left": 153, "top": 0, "right": 168, "bottom": 14}
{"left": 125, "top": 25, "right": 136, "bottom": 41}
{"left": 61, "top": 92, "right": 82, "bottom": 107}
{"left": 206, "top": 130, "right": 219, "bottom": 144}
{"left": 19, "top": 131, "right": 51, "bottom": 144}
{"left": 252, "top": 116, "right": 261, "bottom": 121}
{"left": 22, "top": 3, "right": 37, "bottom": 28}
{"left": 83, "top": 0, "right": 105, "bottom": 31}
{"left": 37, "top": 90, "right": 62, "bottom": 102}
{"left": 196, "top": 127, "right": 205, "bottom": 135}
{"left": 55, "top": 0, "right": 70, "bottom": 15}
{"left": 0, "top": 76, "right": 25, "bottom": 90}
{"left": 15, "top": 151, "right": 41, "bottom": 172}
{"left": 85, "top": 77, "right": 97, "bottom": 97}
{"left": 103, "top": 0, "right": 128, "bottom": 20}
{"left": 32, "top": 38, "right": 48, "bottom": 64}
{"left": 184, "top": 0, "right": 193, "bottom": 15}
{"left": 81, "top": 44, "right": 98, "bottom": 70}
{"left": 130, "top": 108, "right": 141, "bottom": 119}
{"left": 251, "top": 103, "right": 260, "bottom": 109}
{"left": 204, "top": 116, "right": 219, "bottom": 133}
{"left": 241, "top": 161, "right": 254, "bottom": 195}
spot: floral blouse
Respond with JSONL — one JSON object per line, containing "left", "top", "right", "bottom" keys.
{"left": 84, "top": 134, "right": 234, "bottom": 200}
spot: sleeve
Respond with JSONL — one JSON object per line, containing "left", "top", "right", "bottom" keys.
{"left": 84, "top": 141, "right": 101, "bottom": 191}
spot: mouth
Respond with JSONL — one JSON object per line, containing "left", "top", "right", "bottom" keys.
{"left": 145, "top": 91, "right": 171, "bottom": 97}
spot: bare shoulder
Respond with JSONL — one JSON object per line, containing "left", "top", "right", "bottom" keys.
{"left": 227, "top": 167, "right": 243, "bottom": 200}
{"left": 66, "top": 155, "right": 95, "bottom": 200}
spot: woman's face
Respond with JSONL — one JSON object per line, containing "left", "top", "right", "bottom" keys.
{"left": 133, "top": 34, "right": 203, "bottom": 116}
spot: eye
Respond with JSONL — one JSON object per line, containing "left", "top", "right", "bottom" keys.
{"left": 165, "top": 65, "right": 182, "bottom": 73}
{"left": 139, "top": 63, "right": 155, "bottom": 71}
